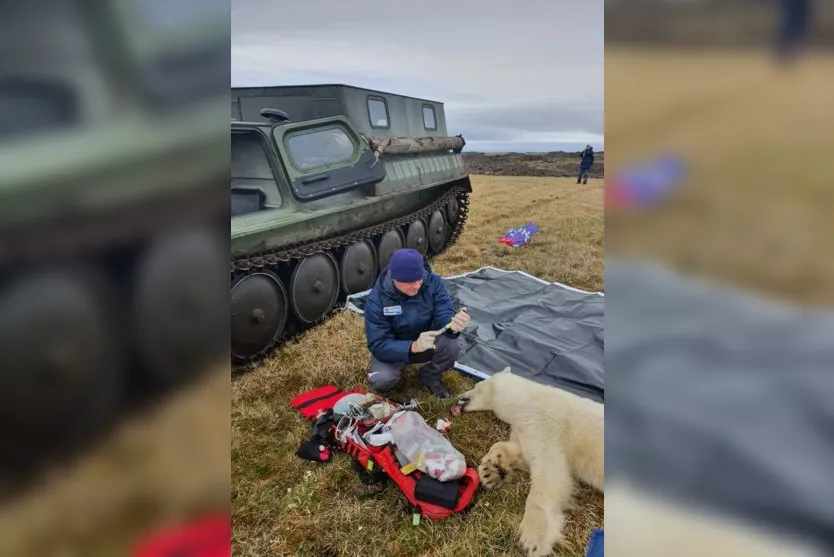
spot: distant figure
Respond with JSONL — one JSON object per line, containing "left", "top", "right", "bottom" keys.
{"left": 578, "top": 144, "right": 595, "bottom": 184}
{"left": 776, "top": 0, "right": 812, "bottom": 63}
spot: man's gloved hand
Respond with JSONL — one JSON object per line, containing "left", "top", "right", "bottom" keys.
{"left": 449, "top": 308, "right": 470, "bottom": 333}
{"left": 412, "top": 330, "right": 440, "bottom": 353}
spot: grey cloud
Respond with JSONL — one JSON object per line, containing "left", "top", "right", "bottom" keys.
{"left": 448, "top": 102, "right": 604, "bottom": 139}
{"left": 234, "top": 0, "right": 602, "bottom": 36}
{"left": 232, "top": 0, "right": 603, "bottom": 151}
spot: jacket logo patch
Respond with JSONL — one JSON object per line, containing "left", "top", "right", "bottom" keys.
{"left": 383, "top": 305, "right": 403, "bottom": 316}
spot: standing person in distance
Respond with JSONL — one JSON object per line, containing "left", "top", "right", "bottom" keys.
{"left": 578, "top": 144, "right": 595, "bottom": 185}
{"left": 363, "top": 248, "right": 470, "bottom": 399}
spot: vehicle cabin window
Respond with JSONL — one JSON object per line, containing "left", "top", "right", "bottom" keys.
{"left": 231, "top": 130, "right": 281, "bottom": 215}
{"left": 232, "top": 132, "right": 275, "bottom": 180}
{"left": 422, "top": 104, "right": 437, "bottom": 130}
{"left": 286, "top": 127, "right": 356, "bottom": 171}
{"left": 367, "top": 96, "right": 389, "bottom": 128}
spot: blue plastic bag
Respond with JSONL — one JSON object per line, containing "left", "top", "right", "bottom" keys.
{"left": 498, "top": 221, "right": 539, "bottom": 248}
{"left": 607, "top": 152, "right": 686, "bottom": 209}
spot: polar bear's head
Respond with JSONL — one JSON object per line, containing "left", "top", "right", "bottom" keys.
{"left": 456, "top": 366, "right": 512, "bottom": 413}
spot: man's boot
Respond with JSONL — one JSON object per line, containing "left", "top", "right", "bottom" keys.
{"left": 418, "top": 363, "right": 452, "bottom": 399}
{"left": 420, "top": 376, "right": 451, "bottom": 399}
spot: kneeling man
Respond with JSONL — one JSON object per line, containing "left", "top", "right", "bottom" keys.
{"left": 363, "top": 248, "right": 469, "bottom": 399}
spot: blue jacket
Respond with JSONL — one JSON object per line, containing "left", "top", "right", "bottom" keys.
{"left": 580, "top": 148, "right": 595, "bottom": 171}
{"left": 364, "top": 260, "right": 459, "bottom": 364}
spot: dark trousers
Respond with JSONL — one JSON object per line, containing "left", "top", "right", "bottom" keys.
{"left": 367, "top": 334, "right": 461, "bottom": 392}
{"left": 577, "top": 168, "right": 590, "bottom": 184}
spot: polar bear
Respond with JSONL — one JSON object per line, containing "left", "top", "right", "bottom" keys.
{"left": 456, "top": 367, "right": 604, "bottom": 557}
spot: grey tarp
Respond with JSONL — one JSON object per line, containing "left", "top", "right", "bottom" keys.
{"left": 606, "top": 259, "right": 834, "bottom": 551}
{"left": 346, "top": 266, "right": 605, "bottom": 404}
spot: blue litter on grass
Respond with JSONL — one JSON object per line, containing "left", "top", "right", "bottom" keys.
{"left": 498, "top": 221, "right": 539, "bottom": 248}
{"left": 607, "top": 152, "right": 686, "bottom": 209}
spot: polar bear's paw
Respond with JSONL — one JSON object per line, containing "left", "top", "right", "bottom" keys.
{"left": 477, "top": 456, "right": 506, "bottom": 490}
{"left": 518, "top": 505, "right": 562, "bottom": 557}
{"left": 478, "top": 441, "right": 525, "bottom": 489}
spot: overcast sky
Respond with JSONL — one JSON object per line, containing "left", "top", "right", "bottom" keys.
{"left": 232, "top": 0, "right": 603, "bottom": 153}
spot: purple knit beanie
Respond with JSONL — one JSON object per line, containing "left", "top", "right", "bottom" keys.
{"left": 389, "top": 249, "right": 424, "bottom": 282}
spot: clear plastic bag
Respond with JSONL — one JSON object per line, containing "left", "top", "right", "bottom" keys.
{"left": 387, "top": 410, "right": 466, "bottom": 482}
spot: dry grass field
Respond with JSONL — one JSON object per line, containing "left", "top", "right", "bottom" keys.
{"left": 232, "top": 175, "right": 604, "bottom": 557}
{"left": 0, "top": 365, "right": 231, "bottom": 557}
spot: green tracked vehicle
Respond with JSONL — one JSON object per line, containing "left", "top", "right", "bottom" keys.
{"left": 0, "top": 1, "right": 228, "bottom": 475}
{"left": 231, "top": 84, "right": 472, "bottom": 364}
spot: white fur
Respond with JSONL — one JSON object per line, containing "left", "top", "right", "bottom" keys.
{"left": 458, "top": 367, "right": 604, "bottom": 557}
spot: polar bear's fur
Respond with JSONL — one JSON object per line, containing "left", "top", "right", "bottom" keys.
{"left": 457, "top": 367, "right": 604, "bottom": 557}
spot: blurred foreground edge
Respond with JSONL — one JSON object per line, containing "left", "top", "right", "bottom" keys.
{"left": 605, "top": 259, "right": 834, "bottom": 556}
{"left": 132, "top": 513, "right": 231, "bottom": 557}
{"left": 0, "top": 0, "right": 230, "bottom": 487}
{"left": 607, "top": 481, "right": 824, "bottom": 557}
{"left": 605, "top": 0, "right": 829, "bottom": 55}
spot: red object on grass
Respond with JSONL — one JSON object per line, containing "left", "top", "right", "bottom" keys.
{"left": 292, "top": 385, "right": 481, "bottom": 521}
{"left": 290, "top": 384, "right": 364, "bottom": 419}
{"left": 132, "top": 514, "right": 231, "bottom": 557}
